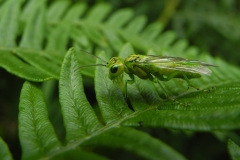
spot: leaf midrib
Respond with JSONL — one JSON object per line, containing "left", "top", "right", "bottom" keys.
{"left": 44, "top": 105, "right": 157, "bottom": 159}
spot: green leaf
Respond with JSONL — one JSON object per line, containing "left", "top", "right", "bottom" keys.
{"left": 14, "top": 48, "right": 194, "bottom": 160}
{"left": 156, "top": 31, "right": 176, "bottom": 49}
{"left": 83, "top": 127, "right": 186, "bottom": 160}
{"left": 124, "top": 15, "right": 147, "bottom": 34}
{"left": 169, "top": 39, "right": 188, "bottom": 56}
{"left": 105, "top": 8, "right": 133, "bottom": 28}
{"left": 0, "top": 0, "right": 227, "bottom": 82}
{"left": 0, "top": 137, "right": 13, "bottom": 160}
{"left": 51, "top": 149, "right": 108, "bottom": 160}
{"left": 102, "top": 27, "right": 124, "bottom": 51}
{"left": 19, "top": 81, "right": 61, "bottom": 160}
{"left": 71, "top": 27, "right": 91, "bottom": 49}
{"left": 1, "top": 1, "right": 240, "bottom": 159}
{"left": 63, "top": 3, "right": 87, "bottom": 21}
{"left": 0, "top": 0, "right": 20, "bottom": 47}
{"left": 59, "top": 48, "right": 102, "bottom": 142}
{"left": 16, "top": 50, "right": 61, "bottom": 79}
{"left": 47, "top": 0, "right": 70, "bottom": 22}
{"left": 228, "top": 139, "right": 240, "bottom": 160}
{"left": 45, "top": 23, "right": 71, "bottom": 53}
{"left": 85, "top": 3, "right": 111, "bottom": 22}
{"left": 20, "top": 1, "right": 45, "bottom": 50}
{"left": 81, "top": 23, "right": 108, "bottom": 48}
{"left": 95, "top": 43, "right": 240, "bottom": 131}
{"left": 21, "top": 0, "right": 46, "bottom": 22}
{"left": 73, "top": 49, "right": 96, "bottom": 77}
{"left": 0, "top": 51, "right": 52, "bottom": 81}
{"left": 141, "top": 22, "right": 163, "bottom": 41}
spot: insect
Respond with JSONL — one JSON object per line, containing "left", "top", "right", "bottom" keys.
{"left": 80, "top": 51, "right": 216, "bottom": 101}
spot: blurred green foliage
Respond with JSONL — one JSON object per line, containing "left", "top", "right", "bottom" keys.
{"left": 95, "top": 0, "right": 240, "bottom": 65}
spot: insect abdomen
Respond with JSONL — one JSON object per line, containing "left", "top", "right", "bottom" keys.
{"left": 174, "top": 72, "right": 201, "bottom": 79}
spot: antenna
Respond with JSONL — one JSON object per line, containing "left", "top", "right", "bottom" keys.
{"left": 80, "top": 50, "right": 108, "bottom": 63}
{"left": 74, "top": 64, "right": 106, "bottom": 72}
{"left": 77, "top": 64, "right": 106, "bottom": 68}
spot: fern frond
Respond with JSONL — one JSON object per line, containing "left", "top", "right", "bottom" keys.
{"left": 1, "top": 1, "right": 239, "bottom": 159}
{"left": 59, "top": 48, "right": 102, "bottom": 142}
{"left": 18, "top": 47, "right": 240, "bottom": 159}
{"left": 0, "top": 137, "right": 13, "bottom": 160}
{"left": 0, "top": 1, "right": 231, "bottom": 81}
{"left": 19, "top": 81, "right": 61, "bottom": 159}
{"left": 93, "top": 44, "right": 240, "bottom": 131}
{"left": 228, "top": 139, "right": 240, "bottom": 160}
{"left": 18, "top": 49, "right": 187, "bottom": 159}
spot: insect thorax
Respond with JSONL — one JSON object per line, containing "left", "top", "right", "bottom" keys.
{"left": 124, "top": 55, "right": 150, "bottom": 79}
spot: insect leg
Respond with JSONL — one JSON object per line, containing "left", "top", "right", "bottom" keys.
{"left": 148, "top": 75, "right": 169, "bottom": 98}
{"left": 150, "top": 75, "right": 187, "bottom": 105}
{"left": 153, "top": 73, "right": 191, "bottom": 105}
{"left": 151, "top": 71, "right": 180, "bottom": 97}
{"left": 182, "top": 74, "right": 200, "bottom": 90}
{"left": 124, "top": 74, "right": 135, "bottom": 100}
{"left": 162, "top": 71, "right": 179, "bottom": 81}
{"left": 156, "top": 79, "right": 169, "bottom": 98}
{"left": 182, "top": 74, "right": 215, "bottom": 92}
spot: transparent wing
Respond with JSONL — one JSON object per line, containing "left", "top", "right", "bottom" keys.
{"left": 137, "top": 55, "right": 216, "bottom": 75}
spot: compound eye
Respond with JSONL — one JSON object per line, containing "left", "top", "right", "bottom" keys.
{"left": 110, "top": 65, "right": 118, "bottom": 73}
